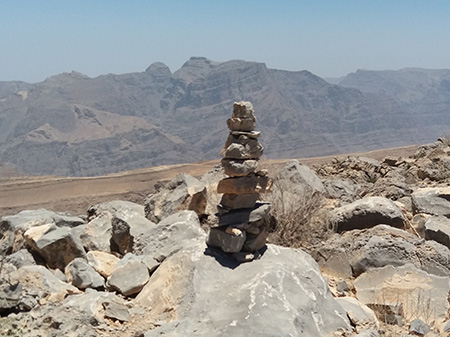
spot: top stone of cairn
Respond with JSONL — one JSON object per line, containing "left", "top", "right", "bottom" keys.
{"left": 232, "top": 101, "right": 256, "bottom": 121}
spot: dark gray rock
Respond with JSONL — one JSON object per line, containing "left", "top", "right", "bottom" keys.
{"left": 412, "top": 187, "right": 450, "bottom": 217}
{"left": 217, "top": 202, "right": 271, "bottom": 227}
{"left": 5, "top": 249, "right": 36, "bottom": 268}
{"left": 145, "top": 173, "right": 207, "bottom": 223}
{"left": 424, "top": 215, "right": 450, "bottom": 249}
{"left": 107, "top": 260, "right": 149, "bottom": 296}
{"left": 329, "top": 196, "right": 405, "bottom": 232}
{"left": 0, "top": 282, "right": 23, "bottom": 314}
{"left": 206, "top": 227, "right": 246, "bottom": 253}
{"left": 65, "top": 258, "right": 105, "bottom": 290}
{"left": 135, "top": 243, "right": 351, "bottom": 336}
{"left": 220, "top": 193, "right": 260, "bottom": 210}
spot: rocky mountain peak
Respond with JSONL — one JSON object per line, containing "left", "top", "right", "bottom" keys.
{"left": 145, "top": 62, "right": 172, "bottom": 77}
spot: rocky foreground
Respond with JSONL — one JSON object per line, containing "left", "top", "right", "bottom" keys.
{"left": 1, "top": 139, "right": 450, "bottom": 336}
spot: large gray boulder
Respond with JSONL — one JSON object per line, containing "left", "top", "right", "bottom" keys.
{"left": 424, "top": 215, "right": 450, "bottom": 249}
{"left": 145, "top": 173, "right": 207, "bottom": 223}
{"left": 329, "top": 196, "right": 405, "bottom": 232}
{"left": 274, "top": 159, "right": 325, "bottom": 194}
{"left": 411, "top": 187, "right": 450, "bottom": 217}
{"left": 107, "top": 259, "right": 149, "bottom": 296}
{"left": 135, "top": 243, "right": 351, "bottom": 336}
{"left": 65, "top": 258, "right": 105, "bottom": 290}
{"left": 312, "top": 225, "right": 450, "bottom": 277}
{"left": 354, "top": 264, "right": 450, "bottom": 328}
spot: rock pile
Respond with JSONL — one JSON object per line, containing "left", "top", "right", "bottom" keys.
{"left": 206, "top": 102, "right": 271, "bottom": 261}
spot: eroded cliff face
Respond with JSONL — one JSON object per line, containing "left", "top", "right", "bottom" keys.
{"left": 1, "top": 58, "right": 449, "bottom": 176}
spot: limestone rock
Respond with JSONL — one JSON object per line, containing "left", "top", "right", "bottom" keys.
{"left": 25, "top": 225, "right": 86, "bottom": 270}
{"left": 107, "top": 260, "right": 149, "bottom": 296}
{"left": 354, "top": 264, "right": 450, "bottom": 325}
{"left": 221, "top": 158, "right": 258, "bottom": 177}
{"left": 336, "top": 297, "right": 378, "bottom": 328}
{"left": 217, "top": 174, "right": 271, "bottom": 195}
{"left": 87, "top": 200, "right": 145, "bottom": 220}
{"left": 145, "top": 173, "right": 207, "bottom": 223}
{"left": 275, "top": 159, "right": 325, "bottom": 194}
{"left": 412, "top": 187, "right": 450, "bottom": 217}
{"left": 78, "top": 213, "right": 112, "bottom": 252}
{"left": 409, "top": 318, "right": 431, "bottom": 336}
{"left": 227, "top": 117, "right": 255, "bottom": 132}
{"left": 220, "top": 193, "right": 259, "bottom": 209}
{"left": 135, "top": 243, "right": 351, "bottom": 336}
{"left": 5, "top": 248, "right": 36, "bottom": 268}
{"left": 424, "top": 215, "right": 450, "bottom": 249}
{"left": 65, "top": 258, "right": 105, "bottom": 290}
{"left": 86, "top": 251, "right": 120, "bottom": 278}
{"left": 206, "top": 227, "right": 246, "bottom": 253}
{"left": 232, "top": 101, "right": 256, "bottom": 120}
{"left": 329, "top": 196, "right": 405, "bottom": 232}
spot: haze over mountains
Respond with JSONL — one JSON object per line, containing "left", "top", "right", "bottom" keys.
{"left": 1, "top": 57, "right": 449, "bottom": 177}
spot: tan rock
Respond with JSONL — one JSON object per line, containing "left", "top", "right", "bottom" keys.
{"left": 86, "top": 251, "right": 120, "bottom": 278}
{"left": 227, "top": 117, "right": 255, "bottom": 132}
{"left": 232, "top": 101, "right": 256, "bottom": 120}
{"left": 225, "top": 227, "right": 242, "bottom": 236}
{"left": 217, "top": 174, "right": 271, "bottom": 195}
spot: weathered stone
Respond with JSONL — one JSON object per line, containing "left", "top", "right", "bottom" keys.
{"left": 220, "top": 193, "right": 259, "bottom": 209}
{"left": 424, "top": 215, "right": 450, "bottom": 249}
{"left": 86, "top": 251, "right": 120, "bottom": 278}
{"left": 222, "top": 141, "right": 263, "bottom": 160}
{"left": 329, "top": 196, "right": 405, "bottom": 232}
{"left": 221, "top": 158, "right": 258, "bottom": 177}
{"left": 354, "top": 264, "right": 450, "bottom": 326}
{"left": 135, "top": 243, "right": 350, "bottom": 336}
{"left": 206, "top": 227, "right": 246, "bottom": 253}
{"left": 335, "top": 297, "right": 378, "bottom": 328}
{"left": 227, "top": 117, "right": 255, "bottom": 132}
{"left": 232, "top": 101, "right": 256, "bottom": 120}
{"left": 409, "top": 318, "right": 430, "bottom": 336}
{"left": 0, "top": 282, "right": 23, "bottom": 315}
{"left": 25, "top": 225, "right": 86, "bottom": 271}
{"left": 107, "top": 260, "right": 149, "bottom": 296}
{"left": 5, "top": 249, "right": 36, "bottom": 268}
{"left": 145, "top": 173, "right": 207, "bottom": 223}
{"left": 78, "top": 213, "right": 112, "bottom": 252}
{"left": 242, "top": 230, "right": 268, "bottom": 252}
{"left": 411, "top": 187, "right": 450, "bottom": 217}
{"left": 217, "top": 174, "right": 271, "bottom": 195}
{"left": 111, "top": 215, "right": 132, "bottom": 255}
{"left": 275, "top": 159, "right": 325, "bottom": 194}
{"left": 103, "top": 298, "right": 130, "bottom": 322}
{"left": 87, "top": 200, "right": 145, "bottom": 220}
{"left": 217, "top": 202, "right": 271, "bottom": 227}
{"left": 65, "top": 258, "right": 105, "bottom": 290}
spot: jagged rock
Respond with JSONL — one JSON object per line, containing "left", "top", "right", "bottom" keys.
{"left": 232, "top": 101, "right": 256, "bottom": 120}
{"left": 87, "top": 200, "right": 145, "bottom": 220}
{"left": 412, "top": 187, "right": 450, "bottom": 217}
{"left": 275, "top": 159, "right": 325, "bottom": 194}
{"left": 311, "top": 225, "right": 450, "bottom": 277}
{"left": 5, "top": 249, "right": 36, "bottom": 268}
{"left": 424, "top": 215, "right": 450, "bottom": 249}
{"left": 0, "top": 209, "right": 84, "bottom": 255}
{"left": 206, "top": 227, "right": 246, "bottom": 253}
{"left": 115, "top": 253, "right": 160, "bottom": 274}
{"left": 217, "top": 174, "right": 271, "bottom": 195}
{"left": 0, "top": 282, "right": 24, "bottom": 314}
{"left": 220, "top": 193, "right": 260, "bottom": 209}
{"left": 217, "top": 202, "right": 271, "bottom": 227}
{"left": 335, "top": 297, "right": 378, "bottom": 328}
{"left": 409, "top": 318, "right": 431, "bottom": 336}
{"left": 77, "top": 213, "right": 112, "bottom": 252}
{"left": 86, "top": 251, "right": 120, "bottom": 278}
{"left": 354, "top": 264, "right": 450, "bottom": 326}
{"left": 227, "top": 117, "right": 255, "bottom": 131}
{"left": 322, "top": 178, "right": 360, "bottom": 202}
{"left": 329, "top": 196, "right": 405, "bottom": 232}
{"left": 222, "top": 136, "right": 263, "bottom": 159}
{"left": 107, "top": 260, "right": 149, "bottom": 296}
{"left": 24, "top": 224, "right": 86, "bottom": 270}
{"left": 65, "top": 258, "right": 105, "bottom": 290}
{"left": 10, "top": 265, "right": 81, "bottom": 304}
{"left": 144, "top": 173, "right": 207, "bottom": 223}
{"left": 221, "top": 158, "right": 259, "bottom": 177}
{"left": 133, "top": 210, "right": 206, "bottom": 259}
{"left": 103, "top": 298, "right": 131, "bottom": 322}
{"left": 135, "top": 243, "right": 350, "bottom": 336}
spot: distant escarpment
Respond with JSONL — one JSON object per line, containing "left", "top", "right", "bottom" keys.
{"left": 1, "top": 58, "right": 449, "bottom": 176}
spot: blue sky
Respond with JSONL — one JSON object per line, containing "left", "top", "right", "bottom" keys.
{"left": 1, "top": 1, "right": 450, "bottom": 83}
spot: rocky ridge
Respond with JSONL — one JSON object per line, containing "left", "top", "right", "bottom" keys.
{"left": 1, "top": 138, "right": 450, "bottom": 336}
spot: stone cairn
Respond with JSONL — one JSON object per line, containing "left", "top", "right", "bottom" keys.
{"left": 207, "top": 101, "right": 272, "bottom": 262}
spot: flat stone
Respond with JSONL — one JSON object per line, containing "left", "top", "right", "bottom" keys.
{"left": 107, "top": 260, "right": 149, "bottom": 296}
{"left": 230, "top": 130, "right": 260, "bottom": 139}
{"left": 424, "top": 215, "right": 450, "bottom": 249}
{"left": 409, "top": 318, "right": 430, "bottom": 335}
{"left": 206, "top": 227, "right": 246, "bottom": 253}
{"left": 220, "top": 193, "right": 259, "bottom": 210}
{"left": 227, "top": 117, "right": 255, "bottom": 132}
{"left": 103, "top": 299, "right": 131, "bottom": 322}
{"left": 411, "top": 187, "right": 450, "bottom": 217}
{"left": 217, "top": 174, "right": 271, "bottom": 195}
{"left": 335, "top": 297, "right": 378, "bottom": 327}
{"left": 217, "top": 202, "right": 271, "bottom": 227}
{"left": 221, "top": 158, "right": 258, "bottom": 177}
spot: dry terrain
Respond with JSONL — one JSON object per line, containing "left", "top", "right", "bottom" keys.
{"left": 0, "top": 145, "right": 419, "bottom": 218}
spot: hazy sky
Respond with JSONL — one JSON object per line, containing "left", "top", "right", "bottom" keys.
{"left": 2, "top": 1, "right": 450, "bottom": 83}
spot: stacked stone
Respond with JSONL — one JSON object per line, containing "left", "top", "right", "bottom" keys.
{"left": 207, "top": 101, "right": 271, "bottom": 261}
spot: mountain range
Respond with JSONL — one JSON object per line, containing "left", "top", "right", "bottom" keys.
{"left": 1, "top": 57, "right": 449, "bottom": 177}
